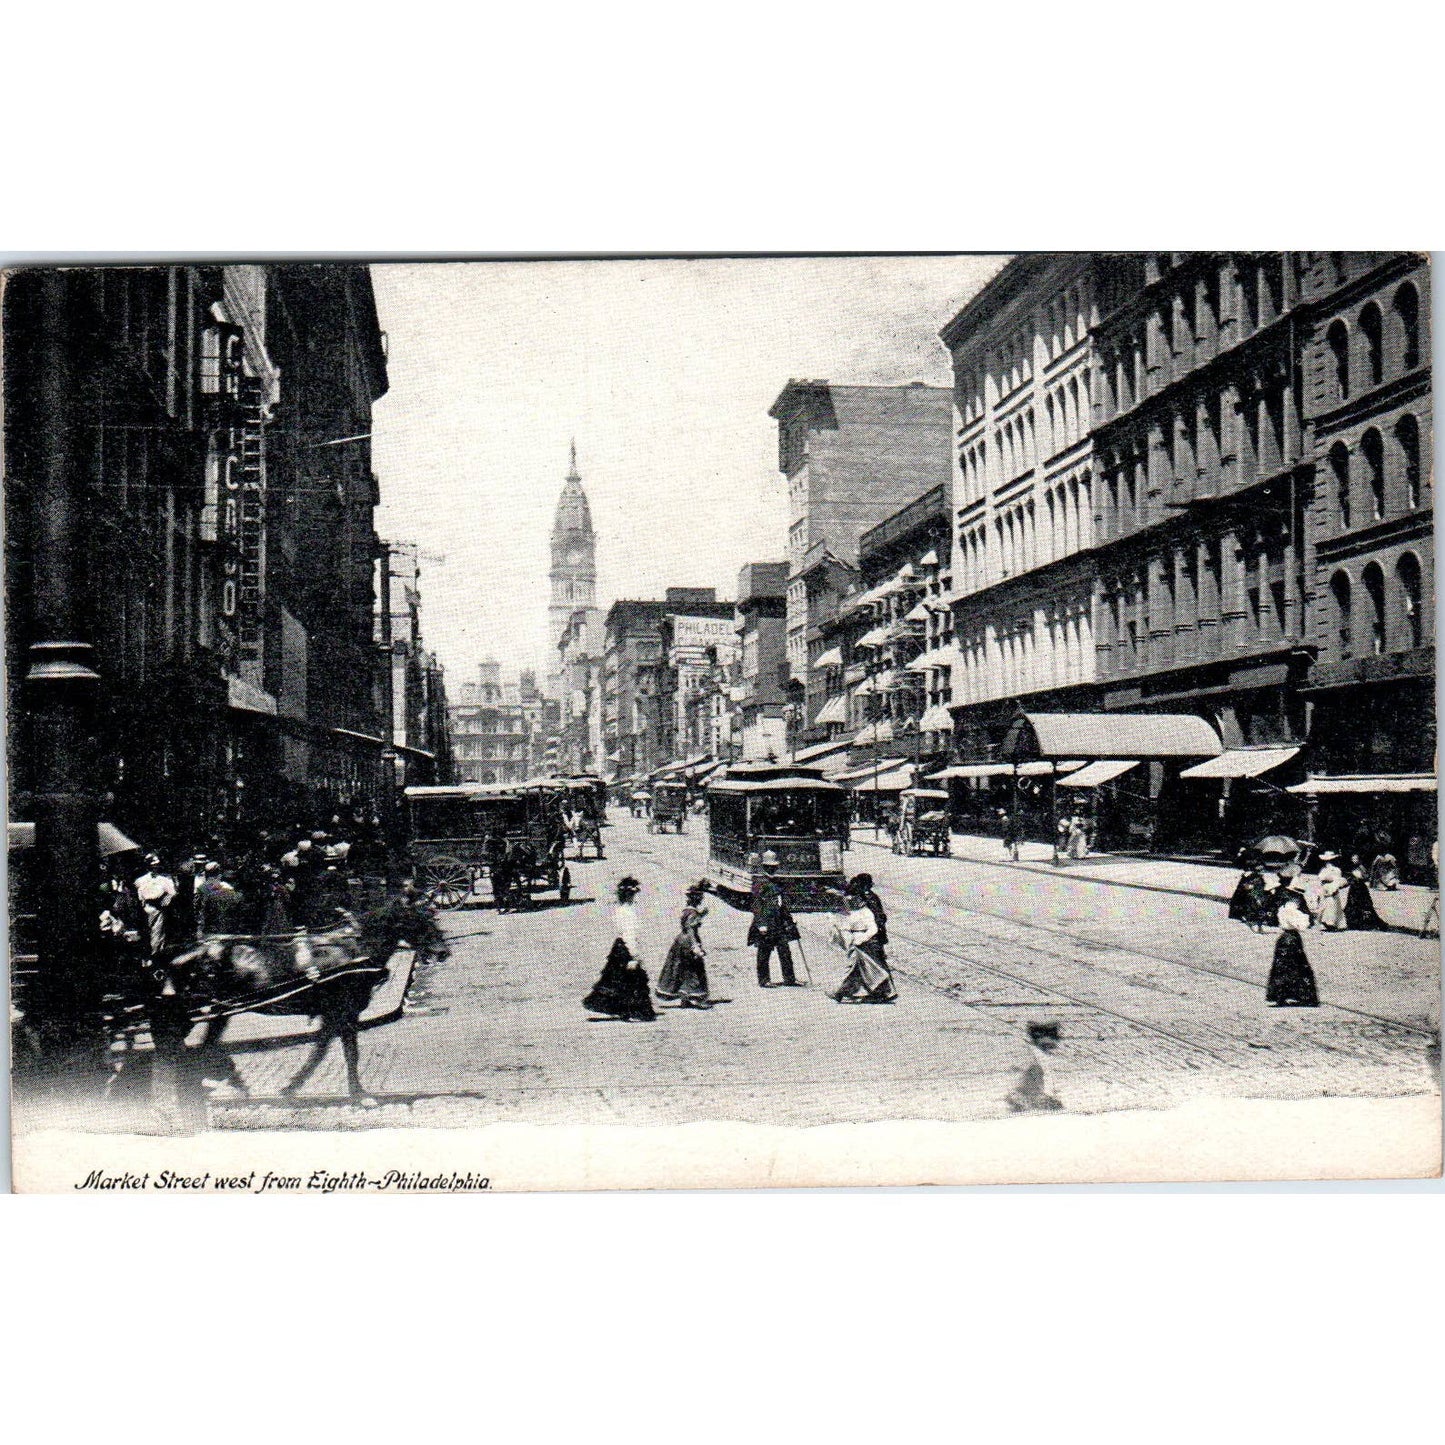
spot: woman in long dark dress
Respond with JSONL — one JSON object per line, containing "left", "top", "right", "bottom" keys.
{"left": 1343, "top": 855, "right": 1390, "bottom": 931}
{"left": 583, "top": 876, "right": 657, "bottom": 1021}
{"left": 1265, "top": 894, "right": 1320, "bottom": 1007}
{"left": 1228, "top": 854, "right": 1274, "bottom": 932}
{"left": 655, "top": 880, "right": 712, "bottom": 1008}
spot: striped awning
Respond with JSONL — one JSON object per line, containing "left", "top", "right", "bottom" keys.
{"left": 813, "top": 695, "right": 849, "bottom": 726}
{"left": 918, "top": 705, "right": 955, "bottom": 733}
{"left": 856, "top": 626, "right": 892, "bottom": 649}
{"left": 811, "top": 646, "right": 843, "bottom": 670}
{"left": 853, "top": 720, "right": 896, "bottom": 746}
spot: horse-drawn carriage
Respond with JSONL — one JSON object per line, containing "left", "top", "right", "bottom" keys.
{"left": 553, "top": 775, "right": 607, "bottom": 860}
{"left": 892, "top": 788, "right": 952, "bottom": 857}
{"left": 648, "top": 779, "right": 689, "bottom": 834}
{"left": 403, "top": 784, "right": 571, "bottom": 909}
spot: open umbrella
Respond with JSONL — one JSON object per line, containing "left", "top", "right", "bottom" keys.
{"left": 1252, "top": 834, "right": 1300, "bottom": 857}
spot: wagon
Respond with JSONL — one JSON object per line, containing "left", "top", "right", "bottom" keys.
{"left": 892, "top": 788, "right": 952, "bottom": 857}
{"left": 403, "top": 784, "right": 571, "bottom": 909}
{"left": 648, "top": 779, "right": 689, "bottom": 834}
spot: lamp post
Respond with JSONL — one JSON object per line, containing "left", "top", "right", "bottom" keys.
{"left": 11, "top": 271, "right": 105, "bottom": 1068}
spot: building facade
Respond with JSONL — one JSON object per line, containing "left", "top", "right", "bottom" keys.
{"left": 941, "top": 255, "right": 1102, "bottom": 769}
{"left": 4, "top": 262, "right": 394, "bottom": 858}
{"left": 557, "top": 605, "right": 606, "bottom": 775}
{"left": 449, "top": 661, "right": 544, "bottom": 785}
{"left": 768, "top": 380, "right": 953, "bottom": 701}
{"left": 602, "top": 600, "right": 667, "bottom": 779}
{"left": 734, "top": 562, "right": 790, "bottom": 761}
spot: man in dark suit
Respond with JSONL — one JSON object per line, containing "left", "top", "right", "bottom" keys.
{"left": 748, "top": 851, "right": 801, "bottom": 987}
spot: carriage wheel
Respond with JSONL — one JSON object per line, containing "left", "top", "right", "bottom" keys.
{"left": 421, "top": 855, "right": 471, "bottom": 910}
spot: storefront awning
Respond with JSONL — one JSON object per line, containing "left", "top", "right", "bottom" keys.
{"left": 795, "top": 737, "right": 854, "bottom": 763}
{"left": 811, "top": 646, "right": 843, "bottom": 670}
{"left": 918, "top": 704, "right": 954, "bottom": 733}
{"left": 814, "top": 695, "right": 849, "bottom": 726}
{"left": 850, "top": 763, "right": 917, "bottom": 793}
{"left": 853, "top": 720, "right": 895, "bottom": 746}
{"left": 902, "top": 602, "right": 932, "bottom": 625}
{"left": 918, "top": 549, "right": 939, "bottom": 568}
{"left": 835, "top": 757, "right": 909, "bottom": 785}
{"left": 1180, "top": 746, "right": 1300, "bottom": 780}
{"left": 1058, "top": 759, "right": 1140, "bottom": 788}
{"left": 1286, "top": 773, "right": 1437, "bottom": 796}
{"left": 929, "top": 763, "right": 1013, "bottom": 780}
{"left": 1006, "top": 712, "right": 1222, "bottom": 761}
{"left": 856, "top": 626, "right": 892, "bottom": 649}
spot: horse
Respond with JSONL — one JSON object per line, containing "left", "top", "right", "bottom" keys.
{"left": 169, "top": 894, "right": 450, "bottom": 1104}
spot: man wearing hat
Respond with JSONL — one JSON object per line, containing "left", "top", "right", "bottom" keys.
{"left": 748, "top": 851, "right": 801, "bottom": 987}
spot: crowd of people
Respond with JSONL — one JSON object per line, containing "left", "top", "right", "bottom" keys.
{"left": 1227, "top": 844, "right": 1394, "bottom": 1010}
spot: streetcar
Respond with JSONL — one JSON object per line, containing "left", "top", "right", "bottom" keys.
{"left": 704, "top": 761, "right": 849, "bottom": 909}
{"left": 403, "top": 784, "right": 572, "bottom": 909}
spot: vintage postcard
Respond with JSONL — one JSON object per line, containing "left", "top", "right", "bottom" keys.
{"left": 5, "top": 254, "right": 1439, "bottom": 1192}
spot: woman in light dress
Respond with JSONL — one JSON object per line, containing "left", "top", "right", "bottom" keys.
{"left": 830, "top": 877, "right": 897, "bottom": 1004}
{"left": 1315, "top": 851, "right": 1349, "bottom": 931}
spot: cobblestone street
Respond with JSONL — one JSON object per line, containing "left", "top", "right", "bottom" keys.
{"left": 209, "top": 814, "right": 1441, "bottom": 1130}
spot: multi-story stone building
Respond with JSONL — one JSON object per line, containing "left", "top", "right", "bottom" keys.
{"left": 655, "top": 588, "right": 737, "bottom": 765}
{"left": 450, "top": 661, "right": 539, "bottom": 785}
{"left": 376, "top": 541, "right": 452, "bottom": 789}
{"left": 602, "top": 599, "right": 667, "bottom": 779}
{"left": 1293, "top": 252, "right": 1433, "bottom": 868}
{"left": 768, "top": 379, "right": 953, "bottom": 724}
{"left": 733, "top": 562, "right": 790, "bottom": 761}
{"left": 557, "top": 605, "right": 606, "bottom": 775}
{"left": 4, "top": 262, "right": 392, "bottom": 857}
{"left": 941, "top": 255, "right": 1102, "bottom": 767}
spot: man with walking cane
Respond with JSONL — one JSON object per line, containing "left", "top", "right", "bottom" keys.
{"left": 749, "top": 851, "right": 803, "bottom": 986}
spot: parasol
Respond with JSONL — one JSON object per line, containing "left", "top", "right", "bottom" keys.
{"left": 1252, "top": 834, "right": 1301, "bottom": 857}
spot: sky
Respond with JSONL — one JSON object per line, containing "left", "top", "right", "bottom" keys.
{"left": 370, "top": 255, "right": 1009, "bottom": 687}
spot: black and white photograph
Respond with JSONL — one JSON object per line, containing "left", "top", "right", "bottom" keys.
{"left": 5, "top": 253, "right": 1440, "bottom": 1190}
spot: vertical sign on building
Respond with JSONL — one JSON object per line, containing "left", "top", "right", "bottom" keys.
{"left": 237, "top": 375, "right": 267, "bottom": 666}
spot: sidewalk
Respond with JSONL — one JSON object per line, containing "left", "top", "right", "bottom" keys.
{"left": 850, "top": 826, "right": 1438, "bottom": 929}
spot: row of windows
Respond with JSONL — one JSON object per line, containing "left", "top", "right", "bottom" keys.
{"left": 1321, "top": 282, "right": 1423, "bottom": 404}
{"left": 1326, "top": 413, "right": 1426, "bottom": 528}
{"left": 1328, "top": 554, "right": 1427, "bottom": 660}
{"left": 953, "top": 605, "right": 1092, "bottom": 705}
{"left": 955, "top": 283, "right": 1090, "bottom": 425}
{"left": 957, "top": 473, "right": 1093, "bottom": 596}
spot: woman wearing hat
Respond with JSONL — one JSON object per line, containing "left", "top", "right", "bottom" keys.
{"left": 583, "top": 876, "right": 657, "bottom": 1021}
{"left": 1315, "top": 851, "right": 1348, "bottom": 931}
{"left": 1343, "top": 854, "right": 1390, "bottom": 931}
{"left": 830, "top": 875, "right": 897, "bottom": 1004}
{"left": 656, "top": 880, "right": 713, "bottom": 1009}
{"left": 1265, "top": 886, "right": 1320, "bottom": 1007}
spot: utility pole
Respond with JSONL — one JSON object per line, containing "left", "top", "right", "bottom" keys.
{"left": 10, "top": 271, "right": 104, "bottom": 1067}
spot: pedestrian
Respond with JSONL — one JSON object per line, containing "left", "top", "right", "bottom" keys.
{"left": 749, "top": 850, "right": 801, "bottom": 987}
{"left": 1343, "top": 854, "right": 1390, "bottom": 931}
{"left": 1067, "top": 813, "right": 1089, "bottom": 859}
{"left": 195, "top": 861, "right": 240, "bottom": 936}
{"left": 1315, "top": 851, "right": 1348, "bottom": 931}
{"left": 656, "top": 879, "right": 712, "bottom": 1008}
{"left": 583, "top": 876, "right": 657, "bottom": 1021}
{"left": 134, "top": 853, "right": 178, "bottom": 962}
{"left": 1265, "top": 892, "right": 1320, "bottom": 1007}
{"left": 1228, "top": 851, "right": 1274, "bottom": 933}
{"left": 1006, "top": 1022, "right": 1063, "bottom": 1113}
{"left": 830, "top": 876, "right": 897, "bottom": 1004}
{"left": 999, "top": 808, "right": 1021, "bottom": 862}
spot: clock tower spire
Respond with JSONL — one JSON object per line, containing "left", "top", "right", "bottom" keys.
{"left": 547, "top": 441, "right": 596, "bottom": 699}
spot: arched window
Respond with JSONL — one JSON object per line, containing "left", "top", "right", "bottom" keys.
{"left": 1330, "top": 572, "right": 1352, "bottom": 659}
{"left": 1327, "top": 320, "right": 1350, "bottom": 401}
{"left": 1394, "top": 283, "right": 1421, "bottom": 370}
{"left": 1397, "top": 414, "right": 1422, "bottom": 509}
{"left": 1359, "top": 303, "right": 1384, "bottom": 387}
{"left": 1398, "top": 553, "right": 1424, "bottom": 650}
{"left": 1362, "top": 428, "right": 1385, "bottom": 521}
{"left": 1362, "top": 563, "right": 1386, "bottom": 655}
{"left": 1330, "top": 441, "right": 1351, "bottom": 528}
